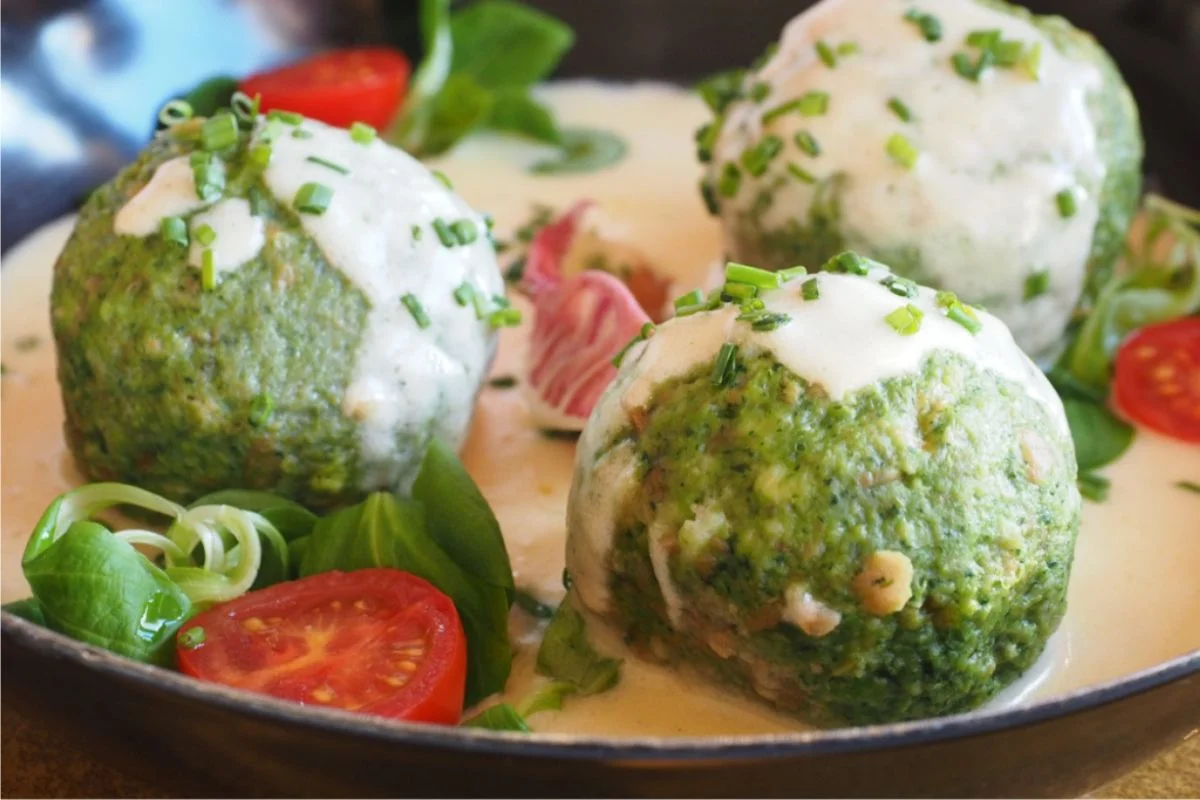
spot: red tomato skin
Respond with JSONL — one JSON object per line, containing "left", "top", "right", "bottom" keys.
{"left": 1113, "top": 317, "right": 1200, "bottom": 444}
{"left": 239, "top": 48, "right": 410, "bottom": 130}
{"left": 176, "top": 569, "right": 466, "bottom": 725}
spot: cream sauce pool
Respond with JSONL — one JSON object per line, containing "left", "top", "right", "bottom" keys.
{"left": 2, "top": 81, "right": 1198, "bottom": 738}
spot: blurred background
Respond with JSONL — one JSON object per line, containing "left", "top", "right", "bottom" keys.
{"left": 2, "top": 0, "right": 1198, "bottom": 252}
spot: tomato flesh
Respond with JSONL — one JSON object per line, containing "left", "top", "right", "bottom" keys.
{"left": 239, "top": 48, "right": 410, "bottom": 130}
{"left": 177, "top": 569, "right": 466, "bottom": 724}
{"left": 1113, "top": 317, "right": 1200, "bottom": 443}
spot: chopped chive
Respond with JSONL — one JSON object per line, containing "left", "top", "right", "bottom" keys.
{"left": 200, "top": 249, "right": 216, "bottom": 292}
{"left": 432, "top": 217, "right": 456, "bottom": 247}
{"left": 291, "top": 128, "right": 313, "bottom": 139}
{"left": 639, "top": 322, "right": 656, "bottom": 339}
{"left": 952, "top": 52, "right": 981, "bottom": 81}
{"left": 402, "top": 293, "right": 431, "bottom": 329}
{"left": 881, "top": 275, "right": 917, "bottom": 298}
{"left": 451, "top": 219, "right": 478, "bottom": 245}
{"left": 885, "top": 303, "right": 924, "bottom": 335}
{"left": 722, "top": 282, "right": 758, "bottom": 301}
{"left": 824, "top": 250, "right": 869, "bottom": 275}
{"left": 247, "top": 187, "right": 268, "bottom": 217}
{"left": 675, "top": 289, "right": 705, "bottom": 309}
{"left": 905, "top": 10, "right": 943, "bottom": 42}
{"left": 350, "top": 121, "right": 376, "bottom": 144}
{"left": 695, "top": 122, "right": 718, "bottom": 163}
{"left": 611, "top": 324, "right": 653, "bottom": 367}
{"left": 836, "top": 41, "right": 860, "bottom": 56}
{"left": 231, "top": 91, "right": 260, "bottom": 126}
{"left": 674, "top": 303, "right": 708, "bottom": 317}
{"left": 453, "top": 282, "right": 476, "bottom": 307}
{"left": 700, "top": 179, "right": 720, "bottom": 215}
{"left": 157, "top": 99, "right": 193, "bottom": 127}
{"left": 432, "top": 170, "right": 453, "bottom": 190}
{"left": 1176, "top": 480, "right": 1200, "bottom": 495}
{"left": 1020, "top": 41, "right": 1043, "bottom": 80}
{"left": 815, "top": 40, "right": 838, "bottom": 68}
{"left": 249, "top": 393, "right": 274, "bottom": 427}
{"left": 491, "top": 294, "right": 511, "bottom": 309}
{"left": 267, "top": 109, "right": 303, "bottom": 125}
{"left": 1056, "top": 188, "right": 1078, "bottom": 218}
{"left": 787, "top": 162, "right": 817, "bottom": 184}
{"left": 904, "top": 8, "right": 922, "bottom": 21}
{"left": 411, "top": 224, "right": 424, "bottom": 241}
{"left": 993, "top": 40, "right": 1025, "bottom": 67}
{"left": 794, "top": 130, "right": 821, "bottom": 157}
{"left": 1024, "top": 270, "right": 1051, "bottom": 300}
{"left": 193, "top": 223, "right": 216, "bottom": 247}
{"left": 965, "top": 28, "right": 1002, "bottom": 49}
{"left": 160, "top": 216, "right": 188, "bottom": 247}
{"left": 945, "top": 303, "right": 982, "bottom": 334}
{"left": 489, "top": 375, "right": 518, "bottom": 390}
{"left": 201, "top": 113, "right": 239, "bottom": 151}
{"left": 718, "top": 162, "right": 742, "bottom": 198}
{"left": 471, "top": 289, "right": 492, "bottom": 320}
{"left": 189, "top": 151, "right": 225, "bottom": 202}
{"left": 293, "top": 182, "right": 333, "bottom": 215}
{"left": 887, "top": 97, "right": 913, "bottom": 123}
{"left": 779, "top": 265, "right": 808, "bottom": 282}
{"left": 762, "top": 100, "right": 800, "bottom": 125}
{"left": 796, "top": 91, "right": 830, "bottom": 116}
{"left": 740, "top": 135, "right": 785, "bottom": 177}
{"left": 306, "top": 155, "right": 349, "bottom": 175}
{"left": 751, "top": 312, "right": 791, "bottom": 332}
{"left": 935, "top": 290, "right": 958, "bottom": 309}
{"left": 178, "top": 627, "right": 206, "bottom": 649}
{"left": 249, "top": 143, "right": 272, "bottom": 170}
{"left": 750, "top": 81, "right": 771, "bottom": 102}
{"left": 712, "top": 343, "right": 738, "bottom": 387}
{"left": 726, "top": 262, "right": 782, "bottom": 289}
{"left": 886, "top": 133, "right": 920, "bottom": 170}
{"left": 801, "top": 277, "right": 820, "bottom": 301}
{"left": 1078, "top": 471, "right": 1110, "bottom": 502}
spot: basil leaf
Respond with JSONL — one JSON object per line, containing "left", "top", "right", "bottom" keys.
{"left": 412, "top": 438, "right": 515, "bottom": 604}
{"left": 299, "top": 492, "right": 512, "bottom": 706}
{"left": 413, "top": 73, "right": 496, "bottom": 157}
{"left": 2, "top": 597, "right": 46, "bottom": 625}
{"left": 1078, "top": 471, "right": 1111, "bottom": 503}
{"left": 1063, "top": 396, "right": 1135, "bottom": 472}
{"left": 530, "top": 128, "right": 628, "bottom": 175}
{"left": 516, "top": 679, "right": 575, "bottom": 717}
{"left": 450, "top": 0, "right": 573, "bottom": 90}
{"left": 461, "top": 703, "right": 530, "bottom": 732}
{"left": 24, "top": 521, "right": 191, "bottom": 664}
{"left": 487, "top": 89, "right": 561, "bottom": 145}
{"left": 535, "top": 595, "right": 620, "bottom": 695}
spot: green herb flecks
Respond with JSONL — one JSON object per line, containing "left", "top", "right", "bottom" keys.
{"left": 886, "top": 133, "right": 919, "bottom": 170}
{"left": 160, "top": 216, "right": 188, "bottom": 247}
{"left": 712, "top": 343, "right": 739, "bottom": 387}
{"left": 293, "top": 182, "right": 333, "bottom": 215}
{"left": 189, "top": 152, "right": 225, "bottom": 203}
{"left": 530, "top": 128, "right": 627, "bottom": 175}
{"left": 1177, "top": 481, "right": 1200, "bottom": 496}
{"left": 1024, "top": 270, "right": 1051, "bottom": 300}
{"left": 350, "top": 121, "right": 376, "bottom": 144}
{"left": 815, "top": 40, "right": 838, "bottom": 68}
{"left": 249, "top": 393, "right": 274, "bottom": 427}
{"left": 305, "top": 155, "right": 349, "bottom": 176}
{"left": 1056, "top": 188, "right": 1079, "bottom": 218}
{"left": 801, "top": 277, "right": 820, "bottom": 301}
{"left": 794, "top": 130, "right": 821, "bottom": 157}
{"left": 885, "top": 303, "right": 924, "bottom": 336}
{"left": 718, "top": 162, "right": 742, "bottom": 198}
{"left": 887, "top": 97, "right": 913, "bottom": 123}
{"left": 402, "top": 293, "right": 432, "bottom": 329}
{"left": 904, "top": 9, "right": 943, "bottom": 42}
{"left": 740, "top": 135, "right": 784, "bottom": 178}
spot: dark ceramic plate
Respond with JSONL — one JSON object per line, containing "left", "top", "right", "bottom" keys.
{"left": 2, "top": 1, "right": 1199, "bottom": 796}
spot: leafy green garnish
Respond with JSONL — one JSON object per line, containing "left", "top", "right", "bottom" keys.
{"left": 530, "top": 128, "right": 628, "bottom": 175}
{"left": 1078, "top": 471, "right": 1111, "bottom": 503}
{"left": 449, "top": 0, "right": 573, "bottom": 90}
{"left": 488, "top": 89, "right": 561, "bottom": 145}
{"left": 461, "top": 703, "right": 531, "bottom": 732}
{"left": 2, "top": 597, "right": 46, "bottom": 625}
{"left": 514, "top": 588, "right": 555, "bottom": 619}
{"left": 535, "top": 595, "right": 621, "bottom": 695}
{"left": 1177, "top": 481, "right": 1200, "bottom": 496}
{"left": 1062, "top": 396, "right": 1135, "bottom": 473}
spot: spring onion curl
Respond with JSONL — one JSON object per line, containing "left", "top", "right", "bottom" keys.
{"left": 158, "top": 99, "right": 194, "bottom": 127}
{"left": 1063, "top": 193, "right": 1200, "bottom": 390}
{"left": 21, "top": 482, "right": 285, "bottom": 608}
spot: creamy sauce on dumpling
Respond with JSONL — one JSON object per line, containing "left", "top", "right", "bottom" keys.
{"left": 713, "top": 0, "right": 1106, "bottom": 357}
{"left": 186, "top": 198, "right": 264, "bottom": 276}
{"left": 113, "top": 156, "right": 211, "bottom": 235}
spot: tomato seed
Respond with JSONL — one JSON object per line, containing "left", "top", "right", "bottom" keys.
{"left": 311, "top": 686, "right": 336, "bottom": 703}
{"left": 242, "top": 617, "right": 266, "bottom": 632}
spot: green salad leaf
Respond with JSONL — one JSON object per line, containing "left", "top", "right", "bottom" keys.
{"left": 488, "top": 89, "right": 562, "bottom": 145}
{"left": 1062, "top": 396, "right": 1135, "bottom": 473}
{"left": 449, "top": 0, "right": 574, "bottom": 90}
{"left": 530, "top": 128, "right": 628, "bottom": 175}
{"left": 2, "top": 598, "right": 46, "bottom": 625}
{"left": 24, "top": 520, "right": 191, "bottom": 665}
{"left": 535, "top": 594, "right": 621, "bottom": 695}
{"left": 461, "top": 703, "right": 531, "bottom": 731}
{"left": 416, "top": 73, "right": 497, "bottom": 158}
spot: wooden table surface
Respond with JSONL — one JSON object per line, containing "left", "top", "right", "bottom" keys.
{"left": 2, "top": 699, "right": 1198, "bottom": 798}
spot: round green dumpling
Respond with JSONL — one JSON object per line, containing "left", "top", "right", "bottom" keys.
{"left": 566, "top": 259, "right": 1081, "bottom": 725}
{"left": 52, "top": 114, "right": 503, "bottom": 510}
{"left": 700, "top": 0, "right": 1142, "bottom": 358}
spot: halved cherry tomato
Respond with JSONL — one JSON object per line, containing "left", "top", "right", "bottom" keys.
{"left": 1113, "top": 317, "right": 1200, "bottom": 443}
{"left": 239, "top": 48, "right": 410, "bottom": 130}
{"left": 176, "top": 569, "right": 466, "bottom": 724}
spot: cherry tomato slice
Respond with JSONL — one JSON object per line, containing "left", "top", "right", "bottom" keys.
{"left": 176, "top": 569, "right": 466, "bottom": 724}
{"left": 1113, "top": 317, "right": 1200, "bottom": 443}
{"left": 239, "top": 48, "right": 410, "bottom": 130}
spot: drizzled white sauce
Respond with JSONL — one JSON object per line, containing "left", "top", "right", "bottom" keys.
{"left": 186, "top": 198, "right": 264, "bottom": 276}
{"left": 713, "top": 0, "right": 1107, "bottom": 357}
{"left": 113, "top": 156, "right": 209, "bottom": 236}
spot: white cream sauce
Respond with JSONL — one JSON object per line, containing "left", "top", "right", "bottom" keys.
{"left": 112, "top": 155, "right": 210, "bottom": 236}
{"left": 4, "top": 82, "right": 1197, "bottom": 738}
{"left": 186, "top": 198, "right": 264, "bottom": 276}
{"left": 714, "top": 0, "right": 1106, "bottom": 357}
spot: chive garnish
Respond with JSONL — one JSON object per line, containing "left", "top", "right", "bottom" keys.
{"left": 189, "top": 151, "right": 224, "bottom": 202}
{"left": 794, "top": 130, "right": 821, "bottom": 157}
{"left": 779, "top": 265, "right": 808, "bottom": 282}
{"left": 157, "top": 99, "right": 193, "bottom": 127}
{"left": 432, "top": 218, "right": 456, "bottom": 247}
{"left": 824, "top": 250, "right": 870, "bottom": 275}
{"left": 904, "top": 10, "right": 943, "bottom": 42}
{"left": 787, "top": 162, "right": 817, "bottom": 184}
{"left": 1024, "top": 270, "right": 1050, "bottom": 300}
{"left": 453, "top": 282, "right": 476, "bottom": 307}
{"left": 1056, "top": 188, "right": 1078, "bottom": 218}
{"left": 267, "top": 109, "right": 303, "bottom": 125}
{"left": 700, "top": 179, "right": 720, "bottom": 215}
{"left": 726, "top": 262, "right": 782, "bottom": 289}
{"left": 797, "top": 91, "right": 830, "bottom": 116}
{"left": 306, "top": 155, "right": 349, "bottom": 175}
{"left": 249, "top": 393, "right": 274, "bottom": 427}
{"left": 722, "top": 282, "right": 758, "bottom": 301}
{"left": 718, "top": 162, "right": 742, "bottom": 198}
{"left": 965, "top": 29, "right": 1001, "bottom": 49}
{"left": 201, "top": 113, "right": 239, "bottom": 151}
{"left": 740, "top": 135, "right": 784, "bottom": 177}
{"left": 887, "top": 97, "right": 913, "bottom": 123}
{"left": 160, "top": 216, "right": 188, "bottom": 247}
{"left": 936, "top": 291, "right": 982, "bottom": 334}
{"left": 750, "top": 81, "right": 771, "bottom": 102}
{"left": 712, "top": 343, "right": 738, "bottom": 387}
{"left": 611, "top": 323, "right": 655, "bottom": 367}
{"left": 451, "top": 219, "right": 478, "bottom": 245}
{"left": 350, "top": 121, "right": 376, "bottom": 145}
{"left": 249, "top": 143, "right": 272, "bottom": 170}
{"left": 193, "top": 223, "right": 216, "bottom": 247}
{"left": 801, "top": 277, "right": 820, "bottom": 301}
{"left": 1176, "top": 480, "right": 1200, "bottom": 496}
{"left": 836, "top": 41, "right": 860, "bottom": 56}
{"left": 433, "top": 170, "right": 453, "bottom": 190}
{"left": 1020, "top": 41, "right": 1043, "bottom": 80}
{"left": 402, "top": 293, "right": 432, "bottom": 329}
{"left": 411, "top": 224, "right": 424, "bottom": 241}
{"left": 291, "top": 128, "right": 314, "bottom": 139}
{"left": 179, "top": 627, "right": 206, "bottom": 649}
{"left": 816, "top": 40, "right": 838, "bottom": 68}
{"left": 200, "top": 249, "right": 216, "bottom": 292}
{"left": 886, "top": 133, "right": 919, "bottom": 170}
{"left": 231, "top": 91, "right": 260, "bottom": 126}
{"left": 993, "top": 40, "right": 1024, "bottom": 67}
{"left": 674, "top": 289, "right": 705, "bottom": 310}
{"left": 247, "top": 187, "right": 268, "bottom": 217}
{"left": 881, "top": 275, "right": 917, "bottom": 298}
{"left": 885, "top": 304, "right": 924, "bottom": 335}
{"left": 750, "top": 312, "right": 791, "bottom": 332}
{"left": 293, "top": 182, "right": 333, "bottom": 215}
